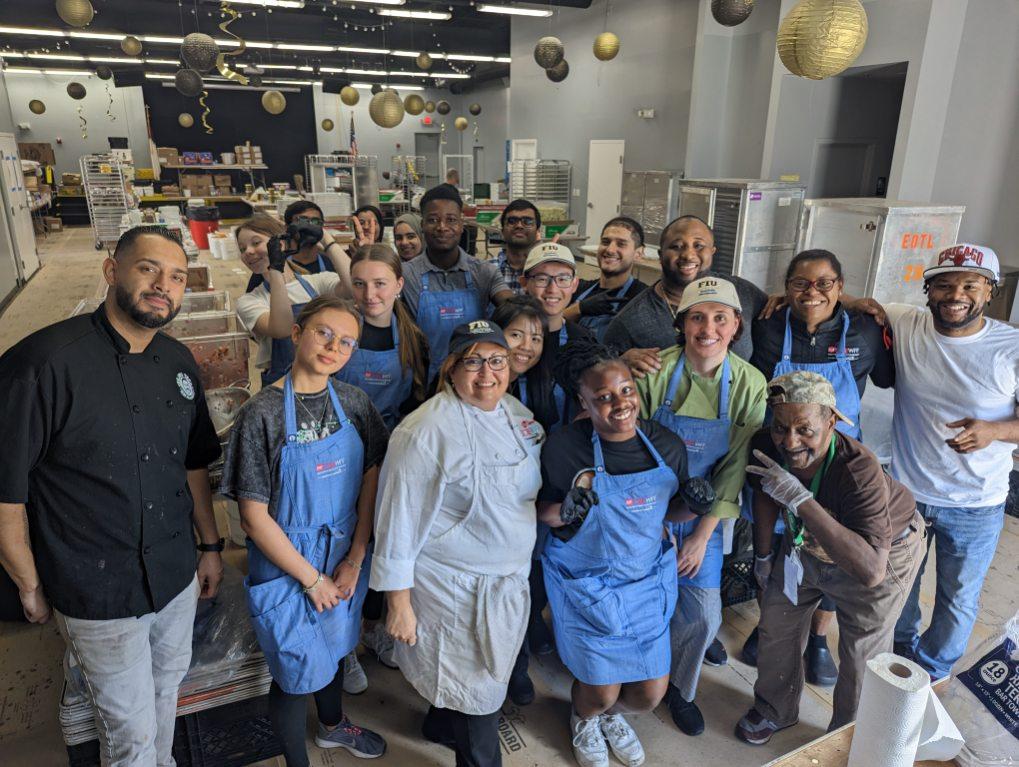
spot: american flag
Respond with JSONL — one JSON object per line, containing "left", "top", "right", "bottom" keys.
{"left": 349, "top": 113, "right": 358, "bottom": 157}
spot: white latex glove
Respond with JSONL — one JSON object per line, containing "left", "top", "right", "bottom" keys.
{"left": 753, "top": 553, "right": 774, "bottom": 592}
{"left": 746, "top": 449, "right": 812, "bottom": 515}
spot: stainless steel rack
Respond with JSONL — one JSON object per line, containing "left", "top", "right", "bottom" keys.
{"left": 80, "top": 153, "right": 133, "bottom": 252}
{"left": 509, "top": 159, "right": 572, "bottom": 218}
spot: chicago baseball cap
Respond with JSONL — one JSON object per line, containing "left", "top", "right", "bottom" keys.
{"left": 923, "top": 243, "right": 999, "bottom": 283}
{"left": 677, "top": 276, "right": 743, "bottom": 313}
{"left": 767, "top": 370, "right": 854, "bottom": 427}
{"left": 523, "top": 242, "right": 576, "bottom": 274}
{"left": 447, "top": 319, "right": 509, "bottom": 357}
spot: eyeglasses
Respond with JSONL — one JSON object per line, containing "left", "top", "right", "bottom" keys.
{"left": 424, "top": 215, "right": 462, "bottom": 228}
{"left": 527, "top": 273, "right": 575, "bottom": 289}
{"left": 309, "top": 325, "right": 358, "bottom": 355}
{"left": 787, "top": 277, "right": 839, "bottom": 293}
{"left": 459, "top": 354, "right": 509, "bottom": 372}
{"left": 504, "top": 216, "right": 536, "bottom": 227}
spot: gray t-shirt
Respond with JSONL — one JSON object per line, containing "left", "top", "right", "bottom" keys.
{"left": 401, "top": 247, "right": 509, "bottom": 318}
{"left": 603, "top": 273, "right": 766, "bottom": 361}
{"left": 219, "top": 382, "right": 388, "bottom": 518}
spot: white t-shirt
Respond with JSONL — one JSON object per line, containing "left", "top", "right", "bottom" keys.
{"left": 886, "top": 303, "right": 1019, "bottom": 507}
{"left": 235, "top": 272, "right": 340, "bottom": 369}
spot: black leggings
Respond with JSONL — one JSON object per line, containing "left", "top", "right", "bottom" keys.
{"left": 423, "top": 705, "right": 502, "bottom": 767}
{"left": 268, "top": 665, "right": 344, "bottom": 767}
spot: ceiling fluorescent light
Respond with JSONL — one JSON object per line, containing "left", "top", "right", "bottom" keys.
{"left": 0, "top": 52, "right": 26, "bottom": 58}
{"left": 89, "top": 56, "right": 143, "bottom": 64}
{"left": 265, "top": 79, "right": 317, "bottom": 85}
{"left": 260, "top": 63, "right": 301, "bottom": 70}
{"left": 0, "top": 27, "right": 66, "bottom": 38}
{"left": 477, "top": 4, "right": 553, "bottom": 16}
{"left": 69, "top": 31, "right": 126, "bottom": 41}
{"left": 6, "top": 67, "right": 92, "bottom": 76}
{"left": 277, "top": 43, "right": 334, "bottom": 52}
{"left": 445, "top": 54, "right": 494, "bottom": 62}
{"left": 378, "top": 9, "right": 451, "bottom": 20}
{"left": 26, "top": 52, "right": 86, "bottom": 61}
{"left": 222, "top": 0, "right": 305, "bottom": 8}
{"left": 145, "top": 73, "right": 174, "bottom": 80}
{"left": 347, "top": 0, "right": 406, "bottom": 5}
{"left": 345, "top": 68, "right": 388, "bottom": 76}
{"left": 428, "top": 72, "right": 471, "bottom": 79}
{"left": 389, "top": 51, "right": 421, "bottom": 57}
{"left": 337, "top": 46, "right": 390, "bottom": 55}
{"left": 495, "top": 56, "right": 512, "bottom": 63}
{"left": 143, "top": 58, "right": 181, "bottom": 65}
{"left": 351, "top": 81, "right": 424, "bottom": 91}
{"left": 141, "top": 35, "right": 185, "bottom": 44}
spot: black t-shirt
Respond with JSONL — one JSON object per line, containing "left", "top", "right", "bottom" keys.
{"left": 0, "top": 306, "right": 222, "bottom": 619}
{"left": 354, "top": 320, "right": 429, "bottom": 422}
{"left": 539, "top": 418, "right": 689, "bottom": 503}
{"left": 245, "top": 253, "right": 339, "bottom": 292}
{"left": 572, "top": 277, "right": 647, "bottom": 305}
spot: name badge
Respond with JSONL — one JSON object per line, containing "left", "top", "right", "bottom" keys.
{"left": 783, "top": 548, "right": 804, "bottom": 606}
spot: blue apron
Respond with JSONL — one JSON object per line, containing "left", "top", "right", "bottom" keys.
{"left": 542, "top": 428, "right": 680, "bottom": 685}
{"left": 417, "top": 268, "right": 485, "bottom": 383}
{"left": 335, "top": 315, "right": 410, "bottom": 432}
{"left": 772, "top": 308, "right": 862, "bottom": 440}
{"left": 575, "top": 276, "right": 635, "bottom": 342}
{"left": 651, "top": 353, "right": 729, "bottom": 588}
{"left": 244, "top": 376, "right": 370, "bottom": 695}
{"left": 260, "top": 272, "right": 320, "bottom": 388}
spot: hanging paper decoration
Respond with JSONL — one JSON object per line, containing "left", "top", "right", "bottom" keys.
{"left": 472, "top": 121, "right": 479, "bottom": 143}
{"left": 416, "top": 52, "right": 433, "bottom": 71}
{"left": 199, "top": 90, "right": 213, "bottom": 133}
{"left": 120, "top": 36, "right": 143, "bottom": 56}
{"left": 179, "top": 113, "right": 195, "bottom": 128}
{"left": 181, "top": 33, "right": 219, "bottom": 74}
{"left": 249, "top": 73, "right": 263, "bottom": 88}
{"left": 104, "top": 82, "right": 116, "bottom": 121}
{"left": 261, "top": 90, "right": 287, "bottom": 115}
{"left": 55, "top": 0, "right": 94, "bottom": 28}
{"left": 370, "top": 83, "right": 383, "bottom": 96}
{"left": 77, "top": 106, "right": 87, "bottom": 139}
{"left": 175, "top": 69, "right": 204, "bottom": 98}
{"left": 216, "top": 2, "right": 249, "bottom": 85}
{"left": 546, "top": 60, "right": 570, "bottom": 82}
{"left": 29, "top": 100, "right": 46, "bottom": 115}
{"left": 454, "top": 116, "right": 468, "bottom": 131}
{"left": 424, "top": 101, "right": 436, "bottom": 114}
{"left": 95, "top": 64, "right": 113, "bottom": 80}
{"left": 440, "top": 120, "right": 447, "bottom": 146}
{"left": 340, "top": 86, "right": 360, "bottom": 106}
{"left": 534, "top": 36, "right": 564, "bottom": 69}
{"left": 711, "top": 0, "right": 755, "bottom": 26}
{"left": 404, "top": 94, "right": 425, "bottom": 116}
{"left": 593, "top": 32, "right": 620, "bottom": 61}
{"left": 321, "top": 118, "right": 335, "bottom": 131}
{"left": 368, "top": 89, "right": 404, "bottom": 129}
{"left": 436, "top": 100, "right": 451, "bottom": 115}
{"left": 468, "top": 103, "right": 481, "bottom": 116}
{"left": 777, "top": 0, "right": 868, "bottom": 80}
{"left": 66, "top": 82, "right": 87, "bottom": 100}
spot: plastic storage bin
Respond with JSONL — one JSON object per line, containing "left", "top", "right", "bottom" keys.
{"left": 163, "top": 311, "right": 236, "bottom": 340}
{"left": 181, "top": 332, "right": 251, "bottom": 390}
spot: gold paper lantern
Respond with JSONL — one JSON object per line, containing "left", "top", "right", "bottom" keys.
{"left": 95, "top": 64, "right": 113, "bottom": 80}
{"left": 533, "top": 36, "right": 564, "bottom": 69}
{"left": 261, "top": 90, "right": 287, "bottom": 115}
{"left": 321, "top": 118, "right": 335, "bottom": 131}
{"left": 178, "top": 113, "right": 194, "bottom": 128}
{"left": 711, "top": 0, "right": 755, "bottom": 26}
{"left": 436, "top": 100, "right": 451, "bottom": 115}
{"left": 340, "top": 86, "right": 360, "bottom": 106}
{"left": 546, "top": 60, "right": 569, "bottom": 83}
{"left": 777, "top": 0, "right": 868, "bottom": 80}
{"left": 66, "top": 82, "right": 87, "bottom": 100}
{"left": 29, "top": 100, "right": 46, "bottom": 115}
{"left": 56, "top": 0, "right": 94, "bottom": 28}
{"left": 174, "top": 68, "right": 204, "bottom": 98}
{"left": 369, "top": 89, "right": 405, "bottom": 128}
{"left": 593, "top": 32, "right": 620, "bottom": 61}
{"left": 468, "top": 103, "right": 481, "bottom": 116}
{"left": 181, "top": 33, "right": 219, "bottom": 73}
{"left": 454, "top": 116, "right": 468, "bottom": 131}
{"left": 404, "top": 94, "right": 425, "bottom": 116}
{"left": 120, "top": 35, "right": 143, "bottom": 56}
{"left": 424, "top": 101, "right": 436, "bottom": 114}
{"left": 416, "top": 52, "right": 433, "bottom": 71}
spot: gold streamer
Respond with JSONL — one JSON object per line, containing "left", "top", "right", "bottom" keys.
{"left": 440, "top": 121, "right": 447, "bottom": 146}
{"left": 78, "top": 105, "right": 87, "bottom": 139}
{"left": 216, "top": 2, "right": 249, "bottom": 85}
{"left": 472, "top": 121, "right": 479, "bottom": 142}
{"left": 105, "top": 82, "right": 116, "bottom": 122}
{"left": 200, "top": 90, "right": 213, "bottom": 134}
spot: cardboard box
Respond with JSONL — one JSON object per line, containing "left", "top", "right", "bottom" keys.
{"left": 212, "top": 174, "right": 231, "bottom": 186}
{"left": 59, "top": 185, "right": 84, "bottom": 196}
{"left": 161, "top": 184, "right": 181, "bottom": 196}
{"left": 24, "top": 175, "right": 39, "bottom": 191}
{"left": 157, "top": 147, "right": 180, "bottom": 166}
{"left": 61, "top": 172, "right": 82, "bottom": 185}
{"left": 18, "top": 142, "right": 56, "bottom": 165}
{"left": 44, "top": 216, "right": 62, "bottom": 232}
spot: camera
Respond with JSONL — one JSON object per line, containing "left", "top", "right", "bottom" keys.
{"left": 266, "top": 220, "right": 324, "bottom": 272}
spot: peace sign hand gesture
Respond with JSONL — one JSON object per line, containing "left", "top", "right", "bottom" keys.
{"left": 745, "top": 449, "right": 812, "bottom": 514}
{"left": 351, "top": 215, "right": 376, "bottom": 248}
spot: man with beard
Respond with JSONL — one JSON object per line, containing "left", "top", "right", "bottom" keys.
{"left": 885, "top": 243, "right": 1019, "bottom": 679}
{"left": 605, "top": 216, "right": 767, "bottom": 375}
{"left": 0, "top": 226, "right": 224, "bottom": 766}
{"left": 563, "top": 216, "right": 648, "bottom": 341}
{"left": 496, "top": 198, "right": 543, "bottom": 295}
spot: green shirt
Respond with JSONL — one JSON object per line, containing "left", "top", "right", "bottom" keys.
{"left": 637, "top": 346, "right": 767, "bottom": 519}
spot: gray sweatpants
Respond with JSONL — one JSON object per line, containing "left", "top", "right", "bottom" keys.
{"left": 669, "top": 584, "right": 722, "bottom": 701}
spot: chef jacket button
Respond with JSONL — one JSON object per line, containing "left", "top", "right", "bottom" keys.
{"left": 143, "top": 545, "right": 151, "bottom": 554}
{"left": 172, "top": 531, "right": 180, "bottom": 538}
{"left": 170, "top": 447, "right": 178, "bottom": 456}
{"left": 132, "top": 404, "right": 141, "bottom": 414}
{"left": 140, "top": 453, "right": 150, "bottom": 462}
{"left": 145, "top": 501, "right": 154, "bottom": 510}
{"left": 118, "top": 355, "right": 127, "bottom": 365}
{"left": 166, "top": 400, "right": 174, "bottom": 408}
{"left": 176, "top": 489, "right": 184, "bottom": 497}
{"left": 153, "top": 355, "right": 160, "bottom": 363}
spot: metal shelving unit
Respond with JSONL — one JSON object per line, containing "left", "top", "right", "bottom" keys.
{"left": 80, "top": 153, "right": 133, "bottom": 252}
{"left": 509, "top": 159, "right": 572, "bottom": 219}
{"left": 390, "top": 155, "right": 425, "bottom": 199}
{"left": 305, "top": 153, "right": 379, "bottom": 210}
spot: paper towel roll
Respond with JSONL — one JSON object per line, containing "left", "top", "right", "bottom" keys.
{"left": 847, "top": 653, "right": 964, "bottom": 767}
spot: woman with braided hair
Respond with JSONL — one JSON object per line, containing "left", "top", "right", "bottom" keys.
{"left": 537, "top": 337, "right": 715, "bottom": 767}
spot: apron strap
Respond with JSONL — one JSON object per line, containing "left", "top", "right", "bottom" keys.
{"left": 616, "top": 276, "right": 635, "bottom": 298}
{"left": 591, "top": 426, "right": 667, "bottom": 473}
{"left": 558, "top": 325, "right": 568, "bottom": 347}
{"left": 577, "top": 281, "right": 596, "bottom": 301}
{"left": 283, "top": 374, "right": 299, "bottom": 441}
{"left": 718, "top": 355, "right": 731, "bottom": 422}
{"left": 293, "top": 272, "right": 319, "bottom": 300}
{"left": 835, "top": 309, "right": 850, "bottom": 362}
{"left": 317, "top": 253, "right": 326, "bottom": 273}
{"left": 421, "top": 270, "right": 431, "bottom": 292}
{"left": 325, "top": 378, "right": 350, "bottom": 425}
{"left": 390, "top": 313, "right": 400, "bottom": 350}
{"left": 663, "top": 353, "right": 687, "bottom": 408}
{"left": 518, "top": 376, "right": 528, "bottom": 407}
{"left": 781, "top": 307, "right": 794, "bottom": 362}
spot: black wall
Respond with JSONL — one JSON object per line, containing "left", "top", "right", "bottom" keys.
{"left": 143, "top": 84, "right": 316, "bottom": 185}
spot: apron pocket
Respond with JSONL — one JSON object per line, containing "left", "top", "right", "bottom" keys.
{"left": 245, "top": 575, "right": 319, "bottom": 653}
{"left": 550, "top": 566, "right": 628, "bottom": 637}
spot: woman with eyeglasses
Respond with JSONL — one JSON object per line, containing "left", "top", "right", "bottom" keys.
{"left": 370, "top": 319, "right": 544, "bottom": 767}
{"left": 219, "top": 295, "right": 390, "bottom": 765}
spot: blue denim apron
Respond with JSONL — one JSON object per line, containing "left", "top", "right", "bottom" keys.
{"left": 651, "top": 353, "right": 729, "bottom": 588}
{"left": 542, "top": 428, "right": 680, "bottom": 685}
{"left": 417, "top": 268, "right": 485, "bottom": 383}
{"left": 260, "top": 272, "right": 320, "bottom": 388}
{"left": 335, "top": 314, "right": 410, "bottom": 432}
{"left": 244, "top": 376, "right": 370, "bottom": 695}
{"left": 772, "top": 308, "right": 862, "bottom": 440}
{"left": 575, "top": 276, "right": 635, "bottom": 343}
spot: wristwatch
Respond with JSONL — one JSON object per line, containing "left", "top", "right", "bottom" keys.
{"left": 197, "top": 538, "right": 225, "bottom": 553}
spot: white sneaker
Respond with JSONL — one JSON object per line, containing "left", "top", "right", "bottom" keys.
{"left": 599, "top": 713, "right": 645, "bottom": 767}
{"left": 342, "top": 651, "right": 368, "bottom": 695}
{"left": 362, "top": 624, "right": 399, "bottom": 669}
{"left": 570, "top": 711, "right": 609, "bottom": 767}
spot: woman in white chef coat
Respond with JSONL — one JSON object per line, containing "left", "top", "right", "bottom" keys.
{"left": 370, "top": 319, "right": 544, "bottom": 767}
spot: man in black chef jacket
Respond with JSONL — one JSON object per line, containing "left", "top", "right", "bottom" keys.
{"left": 0, "top": 226, "right": 224, "bottom": 767}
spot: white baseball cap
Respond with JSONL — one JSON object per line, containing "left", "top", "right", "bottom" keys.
{"left": 523, "top": 242, "right": 576, "bottom": 273}
{"left": 676, "top": 276, "right": 743, "bottom": 313}
{"left": 923, "top": 243, "right": 999, "bottom": 283}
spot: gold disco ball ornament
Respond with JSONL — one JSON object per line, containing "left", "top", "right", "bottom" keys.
{"left": 66, "top": 82, "right": 87, "bottom": 100}
{"left": 369, "top": 89, "right": 405, "bottom": 129}
{"left": 546, "top": 59, "right": 569, "bottom": 83}
{"left": 178, "top": 113, "right": 194, "bottom": 128}
{"left": 174, "top": 68, "right": 204, "bottom": 98}
{"left": 416, "top": 52, "right": 433, "bottom": 71}
{"left": 533, "top": 36, "right": 564, "bottom": 69}
{"left": 454, "top": 116, "right": 468, "bottom": 131}
{"left": 593, "top": 32, "right": 620, "bottom": 61}
{"left": 340, "top": 86, "right": 360, "bottom": 106}
{"left": 29, "top": 100, "right": 46, "bottom": 115}
{"left": 56, "top": 0, "right": 95, "bottom": 28}
{"left": 121, "top": 35, "right": 143, "bottom": 56}
{"left": 436, "top": 100, "right": 451, "bottom": 115}
{"left": 261, "top": 90, "right": 287, "bottom": 115}
{"left": 181, "top": 32, "right": 219, "bottom": 73}
{"left": 711, "top": 0, "right": 755, "bottom": 26}
{"left": 468, "top": 103, "right": 481, "bottom": 116}
{"left": 321, "top": 118, "right": 334, "bottom": 131}
{"left": 424, "top": 100, "right": 436, "bottom": 114}
{"left": 777, "top": 0, "right": 868, "bottom": 80}
{"left": 404, "top": 94, "right": 425, "bottom": 116}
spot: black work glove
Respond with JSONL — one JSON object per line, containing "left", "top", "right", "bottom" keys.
{"left": 267, "top": 235, "right": 287, "bottom": 273}
{"left": 287, "top": 220, "right": 324, "bottom": 250}
{"left": 679, "top": 476, "right": 716, "bottom": 516}
{"left": 559, "top": 486, "right": 599, "bottom": 525}
{"left": 579, "top": 291, "right": 630, "bottom": 318}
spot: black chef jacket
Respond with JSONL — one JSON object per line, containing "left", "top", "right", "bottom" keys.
{"left": 0, "top": 305, "right": 222, "bottom": 619}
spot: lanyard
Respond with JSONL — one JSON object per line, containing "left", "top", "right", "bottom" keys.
{"left": 784, "top": 435, "right": 836, "bottom": 548}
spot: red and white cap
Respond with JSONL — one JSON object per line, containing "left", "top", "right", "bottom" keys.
{"left": 924, "top": 243, "right": 999, "bottom": 283}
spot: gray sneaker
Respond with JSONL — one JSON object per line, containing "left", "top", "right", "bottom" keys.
{"left": 362, "top": 623, "right": 399, "bottom": 669}
{"left": 342, "top": 651, "right": 368, "bottom": 695}
{"left": 314, "top": 717, "right": 386, "bottom": 758}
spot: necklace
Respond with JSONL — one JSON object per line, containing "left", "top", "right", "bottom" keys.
{"left": 295, "top": 391, "right": 331, "bottom": 440}
{"left": 656, "top": 282, "right": 683, "bottom": 319}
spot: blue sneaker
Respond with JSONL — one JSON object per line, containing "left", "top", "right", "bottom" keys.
{"left": 314, "top": 717, "right": 386, "bottom": 758}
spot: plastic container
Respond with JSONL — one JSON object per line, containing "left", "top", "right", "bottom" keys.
{"left": 187, "top": 206, "right": 221, "bottom": 250}
{"left": 172, "top": 695, "right": 282, "bottom": 767}
{"left": 181, "top": 332, "right": 251, "bottom": 390}
{"left": 220, "top": 152, "right": 235, "bottom": 165}
{"left": 181, "top": 290, "right": 230, "bottom": 314}
{"left": 163, "top": 310, "right": 236, "bottom": 340}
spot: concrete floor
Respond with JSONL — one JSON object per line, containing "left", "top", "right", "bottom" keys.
{"left": 1, "top": 227, "right": 1016, "bottom": 766}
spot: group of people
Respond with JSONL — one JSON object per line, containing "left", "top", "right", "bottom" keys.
{"left": 0, "top": 180, "right": 1015, "bottom": 767}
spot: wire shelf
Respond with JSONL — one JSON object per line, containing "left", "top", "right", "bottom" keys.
{"left": 509, "top": 159, "right": 571, "bottom": 217}
{"left": 80, "top": 153, "right": 132, "bottom": 251}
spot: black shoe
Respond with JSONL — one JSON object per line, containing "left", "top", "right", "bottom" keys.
{"left": 741, "top": 628, "right": 759, "bottom": 667}
{"left": 703, "top": 637, "right": 728, "bottom": 667}
{"left": 528, "top": 618, "right": 555, "bottom": 656}
{"left": 507, "top": 670, "right": 535, "bottom": 706}
{"left": 667, "top": 688, "right": 705, "bottom": 736}
{"left": 805, "top": 634, "right": 839, "bottom": 687}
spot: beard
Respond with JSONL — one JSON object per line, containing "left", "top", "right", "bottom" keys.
{"left": 929, "top": 298, "right": 984, "bottom": 331}
{"left": 662, "top": 260, "right": 706, "bottom": 289}
{"left": 115, "top": 284, "right": 180, "bottom": 329}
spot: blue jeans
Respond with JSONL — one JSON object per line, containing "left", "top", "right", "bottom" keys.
{"left": 893, "top": 502, "right": 1005, "bottom": 679}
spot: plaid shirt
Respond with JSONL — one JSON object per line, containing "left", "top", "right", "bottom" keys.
{"left": 497, "top": 250, "right": 525, "bottom": 295}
